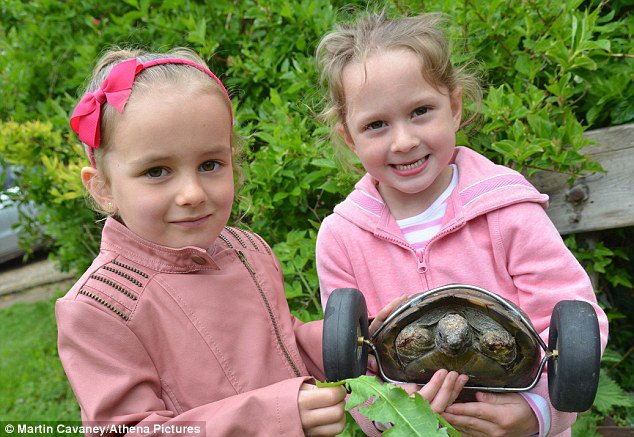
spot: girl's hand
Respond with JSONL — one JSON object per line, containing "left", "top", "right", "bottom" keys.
{"left": 368, "top": 295, "right": 409, "bottom": 335}
{"left": 298, "top": 383, "right": 346, "bottom": 436}
{"left": 367, "top": 295, "right": 409, "bottom": 376}
{"left": 398, "top": 369, "right": 469, "bottom": 413}
{"left": 441, "top": 392, "right": 539, "bottom": 437}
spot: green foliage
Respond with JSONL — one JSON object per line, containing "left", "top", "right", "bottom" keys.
{"left": 597, "top": 347, "right": 634, "bottom": 428}
{"left": 423, "top": 0, "right": 633, "bottom": 177}
{"left": 272, "top": 229, "right": 324, "bottom": 320}
{"left": 572, "top": 413, "right": 603, "bottom": 437}
{"left": 565, "top": 228, "right": 634, "bottom": 433}
{"left": 573, "top": 355, "right": 634, "bottom": 434}
{"left": 0, "top": 0, "right": 364, "bottom": 315}
{"left": 0, "top": 121, "right": 100, "bottom": 272}
{"left": 319, "top": 375, "right": 460, "bottom": 436}
{"left": 593, "top": 372, "right": 634, "bottom": 416}
{"left": 1, "top": 0, "right": 631, "bottom": 313}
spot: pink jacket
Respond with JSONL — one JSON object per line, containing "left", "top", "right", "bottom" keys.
{"left": 316, "top": 147, "right": 608, "bottom": 436}
{"left": 57, "top": 217, "right": 324, "bottom": 436}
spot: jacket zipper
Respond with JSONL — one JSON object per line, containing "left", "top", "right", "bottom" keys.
{"left": 425, "top": 219, "right": 465, "bottom": 250}
{"left": 418, "top": 220, "right": 466, "bottom": 269}
{"left": 236, "top": 250, "right": 301, "bottom": 377}
{"left": 375, "top": 232, "right": 428, "bottom": 273}
{"left": 376, "top": 219, "right": 465, "bottom": 273}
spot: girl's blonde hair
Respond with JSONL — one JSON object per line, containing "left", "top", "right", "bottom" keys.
{"left": 316, "top": 11, "right": 482, "bottom": 158}
{"left": 78, "top": 47, "right": 243, "bottom": 213}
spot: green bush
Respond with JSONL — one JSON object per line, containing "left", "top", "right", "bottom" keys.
{"left": 1, "top": 0, "right": 632, "bottom": 431}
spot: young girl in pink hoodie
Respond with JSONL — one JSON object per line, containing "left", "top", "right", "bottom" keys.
{"left": 56, "top": 47, "right": 350, "bottom": 436}
{"left": 315, "top": 11, "right": 608, "bottom": 437}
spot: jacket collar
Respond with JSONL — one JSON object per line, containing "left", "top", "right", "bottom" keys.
{"left": 100, "top": 216, "right": 221, "bottom": 272}
{"left": 334, "top": 146, "right": 548, "bottom": 238}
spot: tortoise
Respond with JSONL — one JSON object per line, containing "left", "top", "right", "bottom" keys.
{"left": 322, "top": 284, "right": 601, "bottom": 412}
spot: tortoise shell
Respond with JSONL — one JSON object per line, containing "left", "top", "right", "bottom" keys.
{"left": 372, "top": 286, "right": 542, "bottom": 388}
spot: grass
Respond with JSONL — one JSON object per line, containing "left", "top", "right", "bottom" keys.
{"left": 0, "top": 290, "right": 81, "bottom": 420}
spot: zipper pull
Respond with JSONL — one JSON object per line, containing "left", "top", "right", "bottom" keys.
{"left": 416, "top": 249, "right": 428, "bottom": 273}
{"left": 236, "top": 250, "right": 255, "bottom": 274}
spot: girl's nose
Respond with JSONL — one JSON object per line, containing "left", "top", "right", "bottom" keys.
{"left": 391, "top": 124, "right": 419, "bottom": 153}
{"left": 175, "top": 176, "right": 206, "bottom": 207}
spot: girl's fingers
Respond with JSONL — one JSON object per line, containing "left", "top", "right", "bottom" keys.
{"left": 303, "top": 402, "right": 347, "bottom": 429}
{"left": 369, "top": 295, "right": 409, "bottom": 334}
{"left": 367, "top": 354, "right": 379, "bottom": 373}
{"left": 449, "top": 374, "right": 469, "bottom": 405}
{"left": 395, "top": 382, "right": 422, "bottom": 395}
{"left": 299, "top": 385, "right": 347, "bottom": 436}
{"left": 418, "top": 368, "right": 448, "bottom": 401}
{"left": 427, "top": 371, "right": 459, "bottom": 412}
{"left": 415, "top": 370, "right": 468, "bottom": 413}
{"left": 442, "top": 392, "right": 539, "bottom": 436}
{"left": 441, "top": 411, "right": 495, "bottom": 437}
{"left": 299, "top": 384, "right": 346, "bottom": 409}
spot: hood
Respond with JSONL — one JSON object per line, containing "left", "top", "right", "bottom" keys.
{"left": 333, "top": 146, "right": 549, "bottom": 235}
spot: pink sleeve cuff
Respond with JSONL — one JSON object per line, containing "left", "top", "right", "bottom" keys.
{"left": 520, "top": 392, "right": 551, "bottom": 437}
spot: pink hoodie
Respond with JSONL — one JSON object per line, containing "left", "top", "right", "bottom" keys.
{"left": 317, "top": 147, "right": 608, "bottom": 436}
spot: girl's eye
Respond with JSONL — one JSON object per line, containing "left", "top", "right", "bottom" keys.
{"left": 366, "top": 120, "right": 386, "bottom": 131}
{"left": 200, "top": 160, "right": 220, "bottom": 172}
{"left": 145, "top": 167, "right": 168, "bottom": 178}
{"left": 412, "top": 106, "right": 429, "bottom": 117}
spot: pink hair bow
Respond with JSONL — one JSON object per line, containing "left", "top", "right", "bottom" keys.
{"left": 70, "top": 57, "right": 232, "bottom": 167}
{"left": 70, "top": 58, "right": 139, "bottom": 157}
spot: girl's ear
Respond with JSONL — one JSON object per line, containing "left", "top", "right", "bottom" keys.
{"left": 450, "top": 87, "right": 463, "bottom": 131}
{"left": 81, "top": 167, "right": 114, "bottom": 212}
{"left": 337, "top": 122, "right": 357, "bottom": 154}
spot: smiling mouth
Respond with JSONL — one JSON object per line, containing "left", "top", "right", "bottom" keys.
{"left": 392, "top": 156, "right": 428, "bottom": 171}
{"left": 172, "top": 214, "right": 211, "bottom": 226}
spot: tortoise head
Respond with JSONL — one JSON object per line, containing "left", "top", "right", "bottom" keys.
{"left": 435, "top": 313, "right": 472, "bottom": 356}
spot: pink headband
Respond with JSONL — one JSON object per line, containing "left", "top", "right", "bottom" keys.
{"left": 70, "top": 57, "right": 233, "bottom": 167}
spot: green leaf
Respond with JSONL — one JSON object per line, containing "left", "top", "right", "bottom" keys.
{"left": 490, "top": 140, "right": 517, "bottom": 157}
{"left": 312, "top": 158, "right": 337, "bottom": 169}
{"left": 272, "top": 192, "right": 289, "bottom": 202}
{"left": 319, "top": 179, "right": 342, "bottom": 194}
{"left": 316, "top": 380, "right": 346, "bottom": 388}
{"left": 571, "top": 412, "right": 602, "bottom": 437}
{"left": 593, "top": 372, "right": 634, "bottom": 415}
{"left": 570, "top": 56, "right": 598, "bottom": 71}
{"left": 342, "top": 376, "right": 458, "bottom": 437}
{"left": 515, "top": 54, "right": 531, "bottom": 77}
{"left": 517, "top": 141, "right": 546, "bottom": 162}
{"left": 187, "top": 17, "right": 207, "bottom": 45}
{"left": 600, "top": 348, "right": 622, "bottom": 365}
{"left": 270, "top": 88, "right": 283, "bottom": 107}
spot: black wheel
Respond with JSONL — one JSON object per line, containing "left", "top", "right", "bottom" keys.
{"left": 548, "top": 300, "right": 601, "bottom": 412}
{"left": 322, "top": 288, "right": 369, "bottom": 382}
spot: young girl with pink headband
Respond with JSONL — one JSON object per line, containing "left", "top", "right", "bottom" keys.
{"left": 315, "top": 12, "right": 608, "bottom": 437}
{"left": 56, "top": 47, "right": 349, "bottom": 435}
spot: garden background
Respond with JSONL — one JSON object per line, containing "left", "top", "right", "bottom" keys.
{"left": 0, "top": 0, "right": 632, "bottom": 435}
